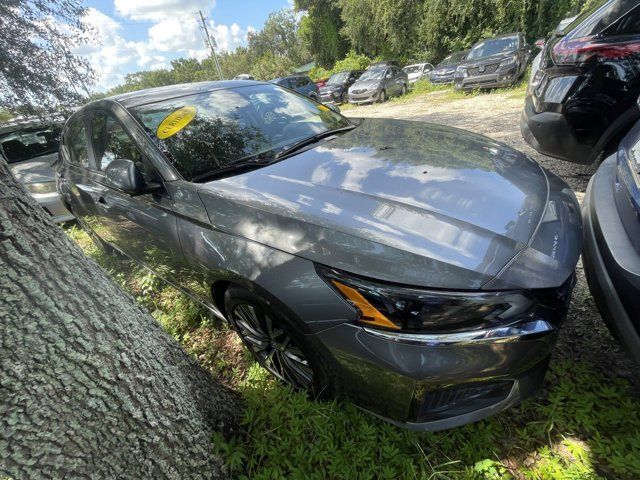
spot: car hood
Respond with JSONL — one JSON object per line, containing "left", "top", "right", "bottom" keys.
{"left": 432, "top": 65, "right": 458, "bottom": 75}
{"left": 350, "top": 79, "right": 380, "bottom": 90}
{"left": 460, "top": 52, "right": 516, "bottom": 68}
{"left": 320, "top": 83, "right": 346, "bottom": 93}
{"left": 8, "top": 153, "right": 57, "bottom": 184}
{"left": 198, "top": 119, "right": 553, "bottom": 290}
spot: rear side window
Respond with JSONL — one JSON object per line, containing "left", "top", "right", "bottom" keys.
{"left": 567, "top": 0, "right": 640, "bottom": 38}
{"left": 90, "top": 113, "right": 144, "bottom": 173}
{"left": 603, "top": 4, "right": 640, "bottom": 35}
{"left": 65, "top": 118, "right": 89, "bottom": 168}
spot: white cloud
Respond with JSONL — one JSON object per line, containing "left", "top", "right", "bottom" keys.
{"left": 114, "top": 0, "right": 214, "bottom": 22}
{"left": 77, "top": 8, "right": 168, "bottom": 91}
{"left": 76, "top": 4, "right": 252, "bottom": 92}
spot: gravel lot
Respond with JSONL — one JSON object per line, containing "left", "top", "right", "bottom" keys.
{"left": 348, "top": 90, "right": 638, "bottom": 390}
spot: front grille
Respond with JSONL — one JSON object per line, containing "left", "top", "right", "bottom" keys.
{"left": 351, "top": 89, "right": 367, "bottom": 94}
{"left": 468, "top": 63, "right": 500, "bottom": 76}
{"left": 411, "top": 381, "right": 513, "bottom": 422}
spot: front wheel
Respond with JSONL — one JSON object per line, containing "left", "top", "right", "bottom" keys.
{"left": 224, "top": 286, "right": 331, "bottom": 394}
{"left": 378, "top": 89, "right": 386, "bottom": 103}
{"left": 401, "top": 84, "right": 407, "bottom": 96}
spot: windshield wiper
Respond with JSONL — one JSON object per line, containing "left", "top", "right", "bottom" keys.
{"left": 191, "top": 152, "right": 275, "bottom": 183}
{"left": 274, "top": 124, "right": 357, "bottom": 161}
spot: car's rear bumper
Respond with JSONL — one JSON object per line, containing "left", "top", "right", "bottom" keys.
{"left": 33, "top": 191, "right": 74, "bottom": 223}
{"left": 312, "top": 282, "right": 573, "bottom": 430}
{"left": 520, "top": 95, "right": 595, "bottom": 164}
{"left": 582, "top": 155, "right": 640, "bottom": 363}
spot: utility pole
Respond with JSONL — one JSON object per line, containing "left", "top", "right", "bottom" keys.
{"left": 198, "top": 10, "right": 224, "bottom": 80}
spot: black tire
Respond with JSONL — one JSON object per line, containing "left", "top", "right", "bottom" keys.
{"left": 224, "top": 286, "right": 333, "bottom": 397}
{"left": 401, "top": 84, "right": 407, "bottom": 96}
{"left": 378, "top": 89, "right": 386, "bottom": 103}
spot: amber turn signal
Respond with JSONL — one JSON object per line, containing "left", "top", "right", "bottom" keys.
{"left": 332, "top": 280, "right": 401, "bottom": 330}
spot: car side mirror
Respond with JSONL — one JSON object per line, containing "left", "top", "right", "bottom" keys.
{"left": 385, "top": 73, "right": 392, "bottom": 79}
{"left": 105, "top": 159, "right": 156, "bottom": 196}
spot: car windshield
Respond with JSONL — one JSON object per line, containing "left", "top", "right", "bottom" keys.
{"left": 131, "top": 83, "right": 350, "bottom": 181}
{"left": 327, "top": 72, "right": 350, "bottom": 84}
{"left": 0, "top": 124, "right": 62, "bottom": 164}
{"left": 403, "top": 65, "right": 423, "bottom": 74}
{"left": 467, "top": 36, "right": 519, "bottom": 59}
{"left": 359, "top": 68, "right": 386, "bottom": 81}
{"left": 439, "top": 51, "right": 467, "bottom": 66}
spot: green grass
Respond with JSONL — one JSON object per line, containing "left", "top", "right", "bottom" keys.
{"left": 65, "top": 208, "right": 640, "bottom": 479}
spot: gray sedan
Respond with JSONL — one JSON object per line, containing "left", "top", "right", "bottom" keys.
{"left": 1, "top": 119, "right": 73, "bottom": 222}
{"left": 57, "top": 80, "right": 582, "bottom": 430}
{"left": 348, "top": 66, "right": 408, "bottom": 103}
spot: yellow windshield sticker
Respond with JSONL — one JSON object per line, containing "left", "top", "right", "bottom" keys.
{"left": 156, "top": 106, "right": 197, "bottom": 139}
{"left": 317, "top": 104, "right": 330, "bottom": 112}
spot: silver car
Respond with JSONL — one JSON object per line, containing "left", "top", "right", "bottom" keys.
{"left": 402, "top": 63, "right": 434, "bottom": 85}
{"left": 1, "top": 118, "right": 73, "bottom": 222}
{"left": 58, "top": 80, "right": 582, "bottom": 431}
{"left": 348, "top": 66, "right": 408, "bottom": 103}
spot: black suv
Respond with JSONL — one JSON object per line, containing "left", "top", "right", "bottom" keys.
{"left": 319, "top": 70, "right": 363, "bottom": 104}
{"left": 272, "top": 75, "right": 319, "bottom": 101}
{"left": 521, "top": 0, "right": 640, "bottom": 164}
{"left": 453, "top": 33, "right": 530, "bottom": 90}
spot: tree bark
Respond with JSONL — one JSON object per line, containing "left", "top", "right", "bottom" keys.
{"left": 0, "top": 160, "right": 238, "bottom": 479}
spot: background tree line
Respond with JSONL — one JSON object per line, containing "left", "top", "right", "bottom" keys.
{"left": 93, "top": 0, "right": 599, "bottom": 99}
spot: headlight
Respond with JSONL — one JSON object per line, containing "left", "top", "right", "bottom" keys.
{"left": 500, "top": 55, "right": 517, "bottom": 67}
{"left": 317, "top": 265, "right": 536, "bottom": 333}
{"left": 26, "top": 181, "right": 57, "bottom": 194}
{"left": 455, "top": 66, "right": 467, "bottom": 78}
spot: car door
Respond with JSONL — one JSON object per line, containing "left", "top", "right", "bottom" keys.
{"left": 84, "top": 110, "right": 184, "bottom": 279}
{"left": 392, "top": 67, "right": 404, "bottom": 94}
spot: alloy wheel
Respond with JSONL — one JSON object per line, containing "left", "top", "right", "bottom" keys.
{"left": 379, "top": 90, "right": 386, "bottom": 102}
{"left": 232, "top": 303, "right": 313, "bottom": 389}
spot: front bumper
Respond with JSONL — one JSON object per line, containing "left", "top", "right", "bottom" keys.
{"left": 32, "top": 191, "right": 74, "bottom": 223}
{"left": 429, "top": 74, "right": 455, "bottom": 84}
{"left": 313, "top": 281, "right": 573, "bottom": 430}
{"left": 454, "top": 66, "right": 517, "bottom": 90}
{"left": 320, "top": 91, "right": 343, "bottom": 105}
{"left": 348, "top": 90, "right": 379, "bottom": 104}
{"left": 582, "top": 155, "right": 640, "bottom": 363}
{"left": 520, "top": 95, "right": 595, "bottom": 164}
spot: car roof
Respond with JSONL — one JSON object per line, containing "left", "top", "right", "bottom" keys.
{"left": 105, "top": 80, "right": 270, "bottom": 108}
{"left": 0, "top": 116, "right": 64, "bottom": 136}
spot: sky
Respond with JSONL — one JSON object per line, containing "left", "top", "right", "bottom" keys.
{"left": 77, "top": 0, "right": 292, "bottom": 92}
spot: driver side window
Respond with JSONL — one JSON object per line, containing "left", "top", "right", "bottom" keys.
{"left": 91, "top": 113, "right": 143, "bottom": 172}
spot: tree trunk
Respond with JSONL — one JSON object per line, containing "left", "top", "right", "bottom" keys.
{"left": 0, "top": 160, "right": 239, "bottom": 479}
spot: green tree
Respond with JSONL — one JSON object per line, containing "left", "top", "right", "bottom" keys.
{"left": 0, "top": 0, "right": 94, "bottom": 114}
{"left": 296, "top": 0, "right": 349, "bottom": 68}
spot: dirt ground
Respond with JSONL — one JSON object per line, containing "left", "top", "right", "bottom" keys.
{"left": 348, "top": 91, "right": 638, "bottom": 389}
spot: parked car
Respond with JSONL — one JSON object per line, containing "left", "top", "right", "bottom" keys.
{"left": 521, "top": 0, "right": 640, "bottom": 164}
{"left": 402, "top": 63, "right": 434, "bottom": 85}
{"left": 319, "top": 70, "right": 363, "bottom": 104}
{"left": 367, "top": 60, "right": 400, "bottom": 70}
{"left": 582, "top": 108, "right": 640, "bottom": 363}
{"left": 272, "top": 75, "right": 319, "bottom": 100}
{"left": 454, "top": 33, "right": 530, "bottom": 90}
{"left": 348, "top": 66, "right": 408, "bottom": 104}
{"left": 0, "top": 118, "right": 73, "bottom": 222}
{"left": 58, "top": 80, "right": 582, "bottom": 430}
{"left": 233, "top": 74, "right": 254, "bottom": 80}
{"left": 315, "top": 78, "right": 329, "bottom": 88}
{"left": 429, "top": 50, "right": 469, "bottom": 84}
